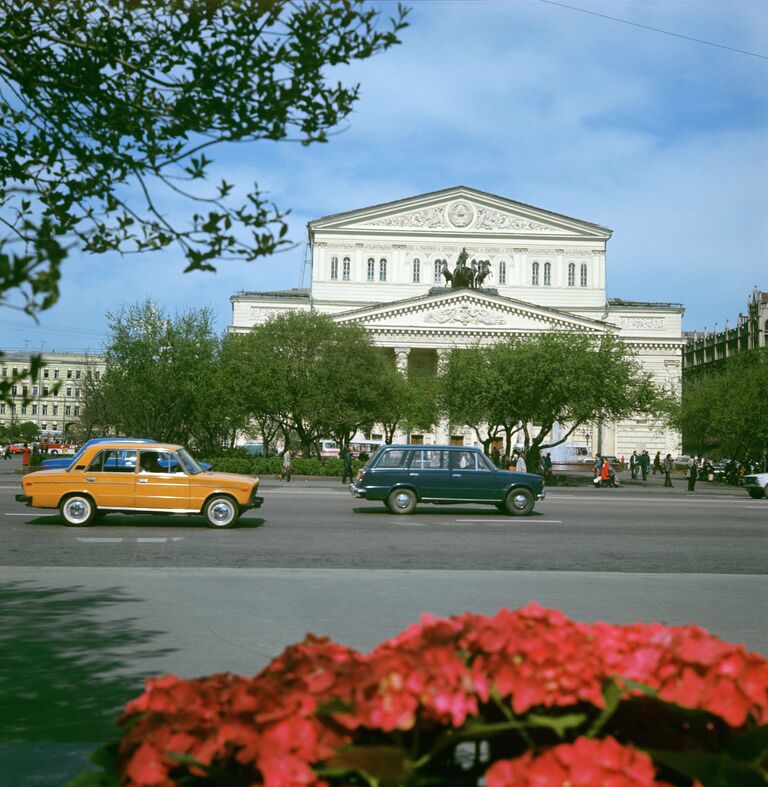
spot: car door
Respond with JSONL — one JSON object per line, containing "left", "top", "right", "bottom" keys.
{"left": 447, "top": 450, "right": 498, "bottom": 501}
{"left": 408, "top": 449, "right": 450, "bottom": 500}
{"left": 135, "top": 449, "right": 191, "bottom": 511}
{"left": 83, "top": 448, "right": 138, "bottom": 509}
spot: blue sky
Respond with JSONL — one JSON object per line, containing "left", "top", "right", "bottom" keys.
{"left": 2, "top": 0, "right": 766, "bottom": 353}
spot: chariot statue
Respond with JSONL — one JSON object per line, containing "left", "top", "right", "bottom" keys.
{"left": 441, "top": 248, "right": 493, "bottom": 290}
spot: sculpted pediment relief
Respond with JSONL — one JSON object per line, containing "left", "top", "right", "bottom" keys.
{"left": 334, "top": 291, "right": 609, "bottom": 335}
{"left": 311, "top": 188, "right": 612, "bottom": 239}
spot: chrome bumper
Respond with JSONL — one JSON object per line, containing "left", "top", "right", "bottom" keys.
{"left": 537, "top": 492, "right": 546, "bottom": 500}
{"left": 16, "top": 494, "right": 32, "bottom": 505}
{"left": 349, "top": 484, "right": 365, "bottom": 498}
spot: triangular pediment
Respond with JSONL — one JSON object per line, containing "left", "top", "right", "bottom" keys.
{"left": 311, "top": 186, "right": 611, "bottom": 240}
{"left": 332, "top": 289, "right": 615, "bottom": 336}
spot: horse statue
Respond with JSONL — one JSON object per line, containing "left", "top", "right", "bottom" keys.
{"left": 474, "top": 259, "right": 492, "bottom": 288}
{"left": 451, "top": 248, "right": 474, "bottom": 289}
{"left": 440, "top": 260, "right": 453, "bottom": 286}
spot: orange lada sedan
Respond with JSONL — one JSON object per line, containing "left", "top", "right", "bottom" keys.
{"left": 16, "top": 441, "right": 263, "bottom": 528}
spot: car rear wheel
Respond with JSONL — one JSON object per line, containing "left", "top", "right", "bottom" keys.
{"left": 748, "top": 489, "right": 766, "bottom": 499}
{"left": 504, "top": 488, "right": 534, "bottom": 516}
{"left": 386, "top": 488, "right": 417, "bottom": 515}
{"left": 204, "top": 495, "right": 239, "bottom": 528}
{"left": 60, "top": 494, "right": 96, "bottom": 526}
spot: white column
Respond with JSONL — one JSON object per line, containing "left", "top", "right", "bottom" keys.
{"left": 394, "top": 346, "right": 411, "bottom": 376}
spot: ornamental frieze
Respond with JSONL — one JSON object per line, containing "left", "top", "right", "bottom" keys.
{"left": 362, "top": 201, "right": 560, "bottom": 234}
{"left": 620, "top": 317, "right": 666, "bottom": 330}
{"left": 424, "top": 306, "right": 506, "bottom": 326}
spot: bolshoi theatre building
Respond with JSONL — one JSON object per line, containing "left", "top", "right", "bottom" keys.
{"left": 230, "top": 186, "right": 683, "bottom": 457}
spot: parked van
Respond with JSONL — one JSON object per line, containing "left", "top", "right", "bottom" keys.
{"left": 318, "top": 439, "right": 340, "bottom": 459}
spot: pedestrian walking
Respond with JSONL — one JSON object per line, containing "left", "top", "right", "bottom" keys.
{"left": 687, "top": 457, "right": 698, "bottom": 493}
{"left": 663, "top": 453, "right": 673, "bottom": 487}
{"left": 541, "top": 453, "right": 552, "bottom": 478}
{"left": 515, "top": 452, "right": 527, "bottom": 473}
{"left": 629, "top": 450, "right": 639, "bottom": 480}
{"left": 653, "top": 451, "right": 661, "bottom": 475}
{"left": 21, "top": 442, "right": 31, "bottom": 473}
{"left": 639, "top": 450, "right": 649, "bottom": 481}
{"left": 342, "top": 447, "right": 354, "bottom": 484}
{"left": 281, "top": 448, "right": 292, "bottom": 482}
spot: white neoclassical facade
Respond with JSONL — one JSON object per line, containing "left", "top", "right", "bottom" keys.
{"left": 230, "top": 186, "right": 683, "bottom": 456}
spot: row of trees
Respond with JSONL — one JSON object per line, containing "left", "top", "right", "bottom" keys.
{"left": 675, "top": 350, "right": 768, "bottom": 461}
{"left": 82, "top": 302, "right": 673, "bottom": 469}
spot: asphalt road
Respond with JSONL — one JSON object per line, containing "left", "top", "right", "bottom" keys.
{"left": 1, "top": 464, "right": 766, "bottom": 785}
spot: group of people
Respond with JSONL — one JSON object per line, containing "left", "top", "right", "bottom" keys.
{"left": 593, "top": 455, "right": 620, "bottom": 487}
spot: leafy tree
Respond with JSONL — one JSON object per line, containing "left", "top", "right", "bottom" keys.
{"left": 81, "top": 300, "right": 224, "bottom": 451}
{"left": 677, "top": 349, "right": 768, "bottom": 461}
{"left": 374, "top": 364, "right": 439, "bottom": 444}
{"left": 231, "top": 311, "right": 389, "bottom": 456}
{"left": 0, "top": 0, "right": 408, "bottom": 401}
{"left": 439, "top": 333, "right": 672, "bottom": 470}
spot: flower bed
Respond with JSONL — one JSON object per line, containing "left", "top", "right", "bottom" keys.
{"left": 70, "top": 604, "right": 767, "bottom": 786}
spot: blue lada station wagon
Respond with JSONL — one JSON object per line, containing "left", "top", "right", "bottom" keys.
{"left": 349, "top": 445, "right": 545, "bottom": 515}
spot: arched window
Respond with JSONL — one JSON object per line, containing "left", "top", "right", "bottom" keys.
{"left": 498, "top": 260, "right": 507, "bottom": 285}
{"left": 367, "top": 258, "right": 375, "bottom": 281}
{"left": 543, "top": 261, "right": 551, "bottom": 286}
{"left": 342, "top": 256, "right": 351, "bottom": 281}
{"left": 412, "top": 258, "right": 420, "bottom": 283}
{"left": 434, "top": 259, "right": 443, "bottom": 283}
{"left": 330, "top": 256, "right": 338, "bottom": 280}
{"left": 580, "top": 263, "right": 588, "bottom": 287}
{"left": 379, "top": 258, "right": 387, "bottom": 281}
{"left": 531, "top": 261, "right": 539, "bottom": 286}
{"left": 568, "top": 262, "right": 575, "bottom": 286}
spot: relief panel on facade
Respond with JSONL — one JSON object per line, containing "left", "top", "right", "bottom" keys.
{"left": 423, "top": 305, "right": 506, "bottom": 326}
{"left": 361, "top": 201, "right": 562, "bottom": 234}
{"left": 620, "top": 317, "right": 666, "bottom": 330}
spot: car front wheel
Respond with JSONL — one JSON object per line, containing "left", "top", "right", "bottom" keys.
{"left": 60, "top": 494, "right": 96, "bottom": 526}
{"left": 386, "top": 488, "right": 417, "bottom": 515}
{"left": 504, "top": 488, "right": 534, "bottom": 516}
{"left": 747, "top": 488, "right": 766, "bottom": 499}
{"left": 204, "top": 495, "right": 239, "bottom": 528}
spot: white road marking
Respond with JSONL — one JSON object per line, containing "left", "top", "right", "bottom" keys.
{"left": 76, "top": 537, "right": 124, "bottom": 543}
{"left": 456, "top": 519, "right": 563, "bottom": 524}
{"left": 137, "top": 537, "right": 185, "bottom": 543}
{"left": 395, "top": 521, "right": 427, "bottom": 527}
{"left": 75, "top": 536, "right": 185, "bottom": 543}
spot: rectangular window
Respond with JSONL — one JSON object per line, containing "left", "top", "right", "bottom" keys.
{"left": 33, "top": 386, "right": 38, "bottom": 396}
{"left": 67, "top": 370, "right": 72, "bottom": 379}
{"left": 375, "top": 449, "right": 408, "bottom": 468}
{"left": 66, "top": 387, "right": 72, "bottom": 397}
{"left": 43, "top": 387, "right": 49, "bottom": 397}
{"left": 75, "top": 388, "right": 81, "bottom": 398}
{"left": 1, "top": 368, "right": 6, "bottom": 377}
{"left": 412, "top": 449, "right": 448, "bottom": 469}
{"left": 74, "top": 406, "right": 80, "bottom": 416}
{"left": 498, "top": 261, "right": 507, "bottom": 285}
{"left": 367, "top": 258, "right": 375, "bottom": 281}
{"left": 32, "top": 404, "right": 37, "bottom": 415}
{"left": 43, "top": 368, "right": 49, "bottom": 379}
{"left": 53, "top": 405, "right": 58, "bottom": 416}
{"left": 580, "top": 263, "right": 588, "bottom": 287}
{"left": 21, "top": 406, "right": 27, "bottom": 415}
{"left": 434, "top": 260, "right": 443, "bottom": 283}
{"left": 42, "top": 404, "right": 48, "bottom": 415}
{"left": 0, "top": 404, "right": 4, "bottom": 414}
{"left": 87, "top": 448, "right": 137, "bottom": 474}
{"left": 54, "top": 369, "right": 59, "bottom": 379}
{"left": 95, "top": 371, "right": 100, "bottom": 380}
{"left": 568, "top": 263, "right": 575, "bottom": 286}
{"left": 65, "top": 405, "right": 71, "bottom": 416}
{"left": 75, "top": 370, "right": 81, "bottom": 380}
{"left": 412, "top": 258, "right": 420, "bottom": 283}
{"left": 342, "top": 257, "right": 351, "bottom": 281}
{"left": 330, "top": 256, "right": 338, "bottom": 280}
{"left": 379, "top": 258, "right": 387, "bottom": 281}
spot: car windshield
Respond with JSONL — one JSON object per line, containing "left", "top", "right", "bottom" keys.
{"left": 63, "top": 444, "right": 88, "bottom": 469}
{"left": 177, "top": 448, "right": 203, "bottom": 475}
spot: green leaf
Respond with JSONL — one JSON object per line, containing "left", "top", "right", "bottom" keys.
{"left": 525, "top": 712, "right": 587, "bottom": 739}
{"left": 649, "top": 748, "right": 767, "bottom": 787}
{"left": 323, "top": 745, "right": 414, "bottom": 787}
{"left": 726, "top": 724, "right": 768, "bottom": 762}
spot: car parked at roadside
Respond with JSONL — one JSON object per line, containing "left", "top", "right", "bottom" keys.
{"left": 742, "top": 472, "right": 768, "bottom": 499}
{"left": 349, "top": 444, "right": 545, "bottom": 515}
{"left": 17, "top": 440, "right": 262, "bottom": 528}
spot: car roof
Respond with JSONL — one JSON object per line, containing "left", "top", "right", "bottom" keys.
{"left": 85, "top": 437, "right": 156, "bottom": 445}
{"left": 84, "top": 441, "right": 182, "bottom": 451}
{"left": 380, "top": 444, "right": 480, "bottom": 450}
